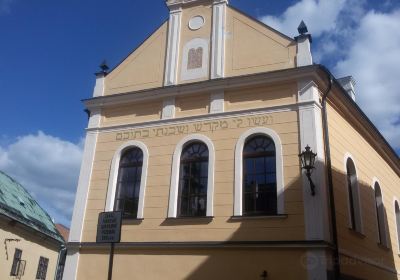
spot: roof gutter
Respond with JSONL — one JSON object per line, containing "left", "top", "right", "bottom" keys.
{"left": 321, "top": 70, "right": 340, "bottom": 279}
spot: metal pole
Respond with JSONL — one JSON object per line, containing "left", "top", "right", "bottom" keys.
{"left": 108, "top": 243, "right": 115, "bottom": 280}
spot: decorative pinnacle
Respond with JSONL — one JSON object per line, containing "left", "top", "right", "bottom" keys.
{"left": 99, "top": 60, "right": 109, "bottom": 73}
{"left": 298, "top": 20, "right": 308, "bottom": 35}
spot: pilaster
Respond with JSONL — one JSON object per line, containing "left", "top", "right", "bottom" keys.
{"left": 164, "top": 5, "right": 183, "bottom": 86}
{"left": 211, "top": 0, "right": 228, "bottom": 79}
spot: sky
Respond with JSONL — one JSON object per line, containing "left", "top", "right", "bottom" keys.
{"left": 0, "top": 0, "right": 399, "bottom": 227}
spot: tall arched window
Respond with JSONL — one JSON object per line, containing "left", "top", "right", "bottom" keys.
{"left": 346, "top": 158, "right": 362, "bottom": 232}
{"left": 114, "top": 148, "right": 143, "bottom": 219}
{"left": 177, "top": 142, "right": 209, "bottom": 217}
{"left": 243, "top": 135, "right": 277, "bottom": 216}
{"left": 395, "top": 200, "right": 400, "bottom": 251}
{"left": 374, "top": 182, "right": 388, "bottom": 247}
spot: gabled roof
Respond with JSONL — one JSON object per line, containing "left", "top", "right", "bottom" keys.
{"left": 0, "top": 171, "right": 64, "bottom": 244}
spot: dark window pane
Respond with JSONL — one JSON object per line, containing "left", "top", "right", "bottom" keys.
{"left": 10, "top": 249, "right": 22, "bottom": 276}
{"left": 114, "top": 147, "right": 143, "bottom": 219}
{"left": 178, "top": 142, "right": 209, "bottom": 217}
{"left": 243, "top": 135, "right": 277, "bottom": 216}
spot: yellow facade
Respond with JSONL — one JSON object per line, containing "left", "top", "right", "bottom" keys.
{"left": 65, "top": 1, "right": 400, "bottom": 279}
{"left": 0, "top": 219, "right": 60, "bottom": 280}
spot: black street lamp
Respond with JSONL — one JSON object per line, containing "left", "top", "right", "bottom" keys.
{"left": 299, "top": 145, "right": 317, "bottom": 196}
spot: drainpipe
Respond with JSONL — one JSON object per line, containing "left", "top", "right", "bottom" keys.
{"left": 321, "top": 71, "right": 340, "bottom": 279}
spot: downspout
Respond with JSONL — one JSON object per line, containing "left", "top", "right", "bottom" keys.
{"left": 321, "top": 72, "right": 340, "bottom": 279}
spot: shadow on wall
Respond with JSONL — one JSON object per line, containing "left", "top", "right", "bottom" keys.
{"left": 156, "top": 167, "right": 398, "bottom": 280}
{"left": 330, "top": 166, "right": 398, "bottom": 280}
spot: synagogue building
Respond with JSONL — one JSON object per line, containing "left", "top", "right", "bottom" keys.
{"left": 64, "top": 1, "right": 400, "bottom": 279}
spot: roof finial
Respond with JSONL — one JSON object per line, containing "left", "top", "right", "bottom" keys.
{"left": 99, "top": 60, "right": 109, "bottom": 74}
{"left": 298, "top": 20, "right": 308, "bottom": 35}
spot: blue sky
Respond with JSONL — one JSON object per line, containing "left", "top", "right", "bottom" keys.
{"left": 0, "top": 0, "right": 399, "bottom": 226}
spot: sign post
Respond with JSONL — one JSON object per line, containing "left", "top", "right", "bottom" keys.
{"left": 96, "top": 212, "right": 122, "bottom": 280}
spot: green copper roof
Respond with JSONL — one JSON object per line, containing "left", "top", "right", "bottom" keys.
{"left": 0, "top": 171, "right": 64, "bottom": 243}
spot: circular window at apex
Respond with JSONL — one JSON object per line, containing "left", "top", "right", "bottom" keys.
{"left": 189, "top": 16, "right": 205, "bottom": 30}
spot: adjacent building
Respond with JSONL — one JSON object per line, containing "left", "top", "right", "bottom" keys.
{"left": 0, "top": 171, "right": 65, "bottom": 279}
{"left": 65, "top": 0, "right": 400, "bottom": 279}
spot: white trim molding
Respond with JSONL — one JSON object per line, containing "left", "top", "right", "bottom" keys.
{"left": 63, "top": 249, "right": 80, "bottom": 280}
{"left": 296, "top": 34, "right": 313, "bottom": 67}
{"left": 168, "top": 134, "right": 215, "bottom": 217}
{"left": 234, "top": 127, "right": 284, "bottom": 216}
{"left": 162, "top": 97, "right": 176, "bottom": 120}
{"left": 64, "top": 130, "right": 98, "bottom": 280}
{"left": 209, "top": 90, "right": 224, "bottom": 114}
{"left": 343, "top": 153, "right": 363, "bottom": 233}
{"left": 165, "top": 6, "right": 182, "bottom": 86}
{"left": 105, "top": 140, "right": 149, "bottom": 219}
{"left": 211, "top": 0, "right": 227, "bottom": 79}
{"left": 297, "top": 79, "right": 330, "bottom": 244}
{"left": 93, "top": 73, "right": 106, "bottom": 97}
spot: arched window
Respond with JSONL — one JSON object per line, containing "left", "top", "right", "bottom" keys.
{"left": 177, "top": 142, "right": 209, "bottom": 217}
{"left": 374, "top": 182, "right": 389, "bottom": 247}
{"left": 395, "top": 200, "right": 400, "bottom": 251}
{"left": 114, "top": 148, "right": 143, "bottom": 219}
{"left": 242, "top": 135, "right": 277, "bottom": 216}
{"left": 345, "top": 157, "right": 362, "bottom": 232}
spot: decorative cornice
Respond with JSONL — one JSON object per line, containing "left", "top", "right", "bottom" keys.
{"left": 84, "top": 65, "right": 322, "bottom": 109}
{"left": 68, "top": 240, "right": 333, "bottom": 250}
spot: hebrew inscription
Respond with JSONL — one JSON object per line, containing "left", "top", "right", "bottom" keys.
{"left": 115, "top": 115, "right": 274, "bottom": 141}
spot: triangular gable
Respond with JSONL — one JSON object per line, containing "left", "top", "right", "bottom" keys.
{"left": 105, "top": 22, "right": 168, "bottom": 96}
{"left": 224, "top": 7, "right": 297, "bottom": 78}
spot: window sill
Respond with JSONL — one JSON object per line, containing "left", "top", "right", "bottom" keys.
{"left": 348, "top": 228, "right": 366, "bottom": 238}
{"left": 230, "top": 214, "right": 288, "bottom": 220}
{"left": 122, "top": 218, "right": 144, "bottom": 225}
{"left": 166, "top": 216, "right": 214, "bottom": 220}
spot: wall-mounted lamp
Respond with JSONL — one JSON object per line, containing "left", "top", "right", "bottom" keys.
{"left": 299, "top": 145, "right": 317, "bottom": 196}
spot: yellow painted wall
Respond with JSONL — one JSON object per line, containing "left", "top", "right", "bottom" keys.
{"left": 104, "top": 22, "right": 168, "bottom": 95}
{"left": 101, "top": 100, "right": 162, "bottom": 127}
{"left": 327, "top": 102, "right": 400, "bottom": 279}
{"left": 77, "top": 247, "right": 309, "bottom": 280}
{"left": 0, "top": 219, "right": 60, "bottom": 280}
{"left": 224, "top": 7, "right": 296, "bottom": 78}
{"left": 83, "top": 108, "right": 303, "bottom": 243}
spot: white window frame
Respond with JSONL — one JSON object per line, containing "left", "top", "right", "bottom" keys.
{"left": 234, "top": 127, "right": 284, "bottom": 216}
{"left": 105, "top": 140, "right": 149, "bottom": 219}
{"left": 168, "top": 134, "right": 215, "bottom": 218}
{"left": 343, "top": 153, "right": 363, "bottom": 233}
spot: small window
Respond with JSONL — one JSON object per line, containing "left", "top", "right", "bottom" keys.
{"left": 243, "top": 135, "right": 277, "bottom": 216}
{"left": 177, "top": 142, "right": 209, "bottom": 217}
{"left": 374, "top": 183, "right": 389, "bottom": 247}
{"left": 36, "top": 256, "right": 49, "bottom": 280}
{"left": 346, "top": 158, "right": 362, "bottom": 232}
{"left": 10, "top": 248, "right": 22, "bottom": 276}
{"left": 395, "top": 201, "right": 400, "bottom": 251}
{"left": 114, "top": 148, "right": 143, "bottom": 219}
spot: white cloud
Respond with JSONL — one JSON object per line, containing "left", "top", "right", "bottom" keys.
{"left": 0, "top": 131, "right": 83, "bottom": 226}
{"left": 259, "top": 0, "right": 400, "bottom": 151}
{"left": 335, "top": 10, "right": 400, "bottom": 149}
{"left": 260, "top": 0, "right": 347, "bottom": 37}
